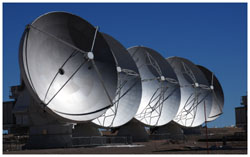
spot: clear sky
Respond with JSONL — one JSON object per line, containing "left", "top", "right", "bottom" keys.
{"left": 3, "top": 3, "right": 247, "bottom": 128}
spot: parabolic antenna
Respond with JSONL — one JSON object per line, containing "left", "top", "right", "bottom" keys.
{"left": 92, "top": 33, "right": 142, "bottom": 127}
{"left": 197, "top": 65, "right": 224, "bottom": 121}
{"left": 19, "top": 12, "right": 118, "bottom": 122}
{"left": 128, "top": 46, "right": 181, "bottom": 126}
{"left": 167, "top": 57, "right": 212, "bottom": 127}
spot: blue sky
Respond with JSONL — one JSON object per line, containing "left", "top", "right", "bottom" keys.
{"left": 3, "top": 3, "right": 247, "bottom": 127}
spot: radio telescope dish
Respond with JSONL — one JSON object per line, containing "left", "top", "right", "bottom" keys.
{"left": 19, "top": 12, "right": 118, "bottom": 122}
{"left": 92, "top": 33, "right": 142, "bottom": 127}
{"left": 167, "top": 57, "right": 212, "bottom": 127}
{"left": 127, "top": 46, "right": 181, "bottom": 126}
{"left": 197, "top": 65, "right": 224, "bottom": 121}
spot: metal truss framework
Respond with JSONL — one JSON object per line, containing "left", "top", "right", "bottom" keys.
{"left": 133, "top": 49, "right": 179, "bottom": 126}
{"left": 94, "top": 68, "right": 140, "bottom": 127}
{"left": 173, "top": 62, "right": 215, "bottom": 127}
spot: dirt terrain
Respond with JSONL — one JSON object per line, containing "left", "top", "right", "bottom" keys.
{"left": 3, "top": 127, "right": 247, "bottom": 154}
{"left": 4, "top": 140, "right": 247, "bottom": 154}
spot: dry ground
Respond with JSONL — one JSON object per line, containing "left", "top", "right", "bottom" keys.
{"left": 4, "top": 127, "right": 247, "bottom": 154}
{"left": 4, "top": 140, "right": 247, "bottom": 154}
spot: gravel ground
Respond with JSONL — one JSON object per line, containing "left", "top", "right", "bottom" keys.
{"left": 4, "top": 140, "right": 247, "bottom": 154}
